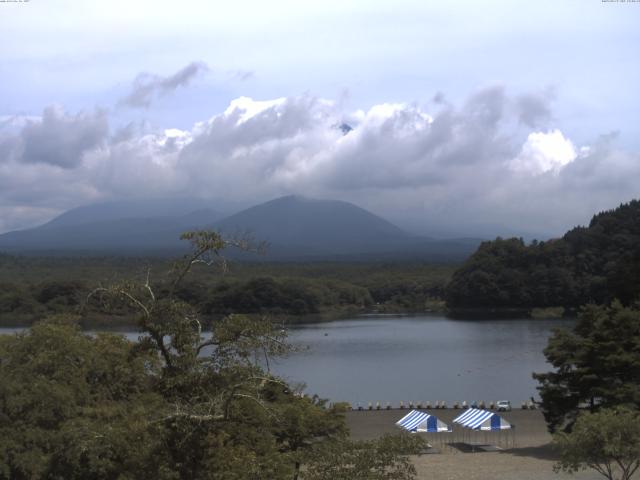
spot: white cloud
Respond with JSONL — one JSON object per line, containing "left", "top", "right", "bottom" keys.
{"left": 223, "top": 96, "right": 287, "bottom": 124}
{"left": 1, "top": 90, "right": 639, "bottom": 238}
{"left": 509, "top": 129, "right": 578, "bottom": 175}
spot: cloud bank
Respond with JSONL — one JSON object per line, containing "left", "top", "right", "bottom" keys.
{"left": 1, "top": 86, "right": 639, "bottom": 237}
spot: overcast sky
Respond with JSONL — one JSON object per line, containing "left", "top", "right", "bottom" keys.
{"left": 0, "top": 0, "right": 639, "bottom": 238}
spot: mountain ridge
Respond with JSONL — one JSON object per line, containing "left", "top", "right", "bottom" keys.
{"left": 0, "top": 195, "right": 481, "bottom": 261}
{"left": 42, "top": 197, "right": 222, "bottom": 229}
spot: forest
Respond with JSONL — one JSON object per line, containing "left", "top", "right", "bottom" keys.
{"left": 0, "top": 255, "right": 453, "bottom": 327}
{"left": 445, "top": 200, "right": 640, "bottom": 314}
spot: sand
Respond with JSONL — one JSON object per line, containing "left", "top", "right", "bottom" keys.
{"left": 345, "top": 409, "right": 628, "bottom": 480}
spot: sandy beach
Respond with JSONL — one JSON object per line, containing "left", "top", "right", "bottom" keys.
{"left": 345, "top": 409, "right": 624, "bottom": 480}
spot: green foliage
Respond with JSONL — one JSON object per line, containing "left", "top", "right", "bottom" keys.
{"left": 0, "top": 315, "right": 162, "bottom": 479}
{"left": 202, "top": 277, "right": 373, "bottom": 316}
{"left": 534, "top": 302, "right": 640, "bottom": 432}
{"left": 0, "top": 256, "right": 454, "bottom": 326}
{"left": 301, "top": 433, "right": 425, "bottom": 480}
{"left": 0, "top": 231, "right": 423, "bottom": 479}
{"left": 554, "top": 407, "right": 640, "bottom": 480}
{"left": 446, "top": 199, "right": 640, "bottom": 311}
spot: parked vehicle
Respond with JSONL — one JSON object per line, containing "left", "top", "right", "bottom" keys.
{"left": 496, "top": 400, "right": 511, "bottom": 411}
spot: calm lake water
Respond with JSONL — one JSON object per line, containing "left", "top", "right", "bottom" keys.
{"left": 272, "top": 315, "right": 574, "bottom": 405}
{"left": 0, "top": 314, "right": 573, "bottom": 406}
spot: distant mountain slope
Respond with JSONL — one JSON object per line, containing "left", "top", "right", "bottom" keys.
{"left": 0, "top": 202, "right": 222, "bottom": 253}
{"left": 212, "top": 195, "right": 411, "bottom": 255}
{"left": 0, "top": 217, "right": 214, "bottom": 252}
{"left": 445, "top": 199, "right": 640, "bottom": 310}
{"left": 42, "top": 198, "right": 220, "bottom": 228}
{"left": 0, "top": 195, "right": 480, "bottom": 261}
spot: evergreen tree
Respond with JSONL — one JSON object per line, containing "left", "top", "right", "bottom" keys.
{"left": 534, "top": 302, "right": 640, "bottom": 432}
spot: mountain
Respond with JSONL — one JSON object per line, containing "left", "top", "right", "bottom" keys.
{"left": 212, "top": 195, "right": 412, "bottom": 256}
{"left": 0, "top": 195, "right": 481, "bottom": 261}
{"left": 41, "top": 197, "right": 219, "bottom": 228}
{"left": 0, "top": 199, "right": 223, "bottom": 253}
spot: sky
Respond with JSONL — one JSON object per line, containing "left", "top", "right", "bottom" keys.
{"left": 0, "top": 0, "right": 639, "bottom": 238}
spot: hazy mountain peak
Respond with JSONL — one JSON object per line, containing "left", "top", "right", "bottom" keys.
{"left": 43, "top": 197, "right": 220, "bottom": 228}
{"left": 213, "top": 195, "right": 409, "bottom": 255}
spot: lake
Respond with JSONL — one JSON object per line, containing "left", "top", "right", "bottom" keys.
{"left": 0, "top": 314, "right": 573, "bottom": 406}
{"left": 272, "top": 314, "right": 573, "bottom": 406}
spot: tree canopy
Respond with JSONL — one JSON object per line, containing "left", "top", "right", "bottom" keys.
{"left": 446, "top": 199, "right": 640, "bottom": 311}
{"left": 554, "top": 407, "right": 640, "bottom": 480}
{"left": 0, "top": 256, "right": 453, "bottom": 328}
{"left": 534, "top": 302, "right": 640, "bottom": 432}
{"left": 0, "top": 230, "right": 424, "bottom": 479}
{"left": 302, "top": 433, "right": 425, "bottom": 480}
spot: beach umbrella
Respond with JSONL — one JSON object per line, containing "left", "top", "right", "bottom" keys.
{"left": 396, "top": 409, "right": 451, "bottom": 432}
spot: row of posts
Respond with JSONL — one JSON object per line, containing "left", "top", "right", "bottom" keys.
{"left": 346, "top": 400, "right": 537, "bottom": 410}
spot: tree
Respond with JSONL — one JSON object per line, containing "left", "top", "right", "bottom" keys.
{"left": 554, "top": 408, "right": 640, "bottom": 480}
{"left": 0, "top": 230, "right": 423, "bottom": 479}
{"left": 0, "top": 315, "right": 163, "bottom": 480}
{"left": 86, "top": 230, "right": 346, "bottom": 479}
{"left": 301, "top": 433, "right": 425, "bottom": 480}
{"left": 533, "top": 302, "right": 640, "bottom": 432}
{"left": 445, "top": 200, "right": 640, "bottom": 312}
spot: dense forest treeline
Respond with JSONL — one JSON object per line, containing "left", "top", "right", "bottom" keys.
{"left": 0, "top": 257, "right": 454, "bottom": 326}
{"left": 446, "top": 199, "right": 640, "bottom": 312}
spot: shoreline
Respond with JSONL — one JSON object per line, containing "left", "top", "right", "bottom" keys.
{"left": 345, "top": 409, "right": 605, "bottom": 480}
{"left": 0, "top": 307, "right": 575, "bottom": 329}
{"left": 345, "top": 409, "right": 549, "bottom": 444}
